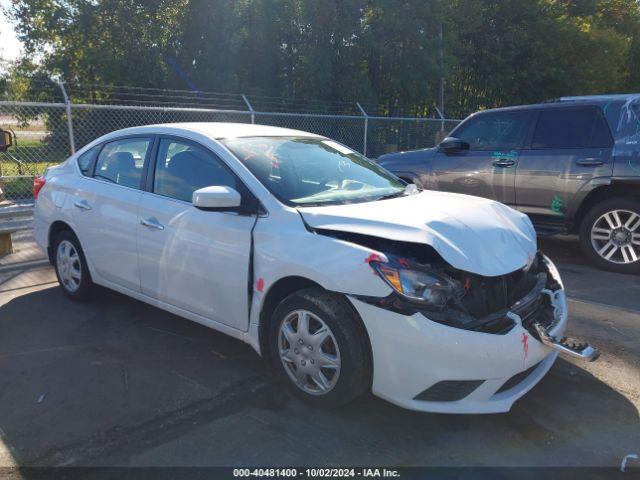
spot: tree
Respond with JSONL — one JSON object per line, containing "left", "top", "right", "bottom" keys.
{"left": 3, "top": 0, "right": 640, "bottom": 118}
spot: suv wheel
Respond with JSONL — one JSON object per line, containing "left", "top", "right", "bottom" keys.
{"left": 269, "top": 287, "right": 371, "bottom": 406}
{"left": 579, "top": 197, "right": 640, "bottom": 274}
{"left": 53, "top": 230, "right": 94, "bottom": 300}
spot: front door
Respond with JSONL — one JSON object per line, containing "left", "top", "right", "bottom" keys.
{"left": 516, "top": 106, "right": 614, "bottom": 219}
{"left": 136, "top": 137, "right": 255, "bottom": 331}
{"left": 431, "top": 110, "right": 532, "bottom": 205}
{"left": 71, "top": 136, "right": 152, "bottom": 291}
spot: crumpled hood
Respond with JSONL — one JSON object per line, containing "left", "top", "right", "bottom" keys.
{"left": 299, "top": 190, "right": 537, "bottom": 277}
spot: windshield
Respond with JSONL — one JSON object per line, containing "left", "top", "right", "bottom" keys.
{"left": 222, "top": 136, "right": 406, "bottom": 206}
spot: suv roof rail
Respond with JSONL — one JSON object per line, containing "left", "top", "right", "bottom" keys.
{"left": 558, "top": 93, "right": 640, "bottom": 102}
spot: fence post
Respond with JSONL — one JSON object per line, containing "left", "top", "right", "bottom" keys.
{"left": 242, "top": 94, "right": 255, "bottom": 124}
{"left": 356, "top": 102, "right": 368, "bottom": 156}
{"left": 434, "top": 105, "right": 445, "bottom": 132}
{"left": 57, "top": 80, "right": 76, "bottom": 154}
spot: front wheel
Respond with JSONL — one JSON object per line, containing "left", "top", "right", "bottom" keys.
{"left": 269, "top": 287, "right": 371, "bottom": 407}
{"left": 579, "top": 197, "right": 640, "bottom": 274}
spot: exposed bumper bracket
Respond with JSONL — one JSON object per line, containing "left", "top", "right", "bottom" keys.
{"left": 533, "top": 322, "right": 599, "bottom": 362}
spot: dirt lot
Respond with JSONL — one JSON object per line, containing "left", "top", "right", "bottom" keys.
{"left": 0, "top": 236, "right": 638, "bottom": 468}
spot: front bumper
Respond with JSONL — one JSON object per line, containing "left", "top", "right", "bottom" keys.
{"left": 349, "top": 257, "right": 594, "bottom": 414}
{"left": 351, "top": 296, "right": 564, "bottom": 413}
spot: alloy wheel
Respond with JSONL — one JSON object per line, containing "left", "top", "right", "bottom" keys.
{"left": 278, "top": 309, "right": 341, "bottom": 395}
{"left": 590, "top": 209, "right": 640, "bottom": 264}
{"left": 56, "top": 240, "right": 82, "bottom": 292}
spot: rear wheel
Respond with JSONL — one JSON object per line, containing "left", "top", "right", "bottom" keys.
{"left": 579, "top": 197, "right": 640, "bottom": 274}
{"left": 269, "top": 287, "right": 371, "bottom": 407}
{"left": 53, "top": 230, "right": 94, "bottom": 300}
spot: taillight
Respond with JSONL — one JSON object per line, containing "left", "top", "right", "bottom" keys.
{"left": 33, "top": 175, "right": 46, "bottom": 199}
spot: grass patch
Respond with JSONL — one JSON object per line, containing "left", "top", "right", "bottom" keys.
{"left": 0, "top": 161, "right": 61, "bottom": 176}
{"left": 0, "top": 139, "right": 68, "bottom": 176}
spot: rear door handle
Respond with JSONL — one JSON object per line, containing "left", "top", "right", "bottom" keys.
{"left": 576, "top": 158, "right": 604, "bottom": 167}
{"left": 492, "top": 159, "right": 516, "bottom": 168}
{"left": 140, "top": 217, "right": 164, "bottom": 231}
{"left": 74, "top": 199, "right": 92, "bottom": 210}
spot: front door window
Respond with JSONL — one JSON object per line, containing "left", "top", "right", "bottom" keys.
{"left": 153, "top": 139, "right": 238, "bottom": 202}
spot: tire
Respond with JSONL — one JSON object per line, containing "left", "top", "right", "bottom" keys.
{"left": 579, "top": 197, "right": 640, "bottom": 274}
{"left": 52, "top": 230, "right": 94, "bottom": 301}
{"left": 269, "top": 287, "right": 371, "bottom": 407}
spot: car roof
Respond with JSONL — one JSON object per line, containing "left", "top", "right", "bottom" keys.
{"left": 104, "top": 122, "right": 323, "bottom": 140}
{"left": 473, "top": 93, "right": 640, "bottom": 115}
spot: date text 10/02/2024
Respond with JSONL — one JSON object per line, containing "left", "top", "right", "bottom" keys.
{"left": 232, "top": 468, "right": 401, "bottom": 478}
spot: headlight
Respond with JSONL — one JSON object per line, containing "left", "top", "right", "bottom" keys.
{"left": 542, "top": 254, "right": 564, "bottom": 289}
{"left": 371, "top": 262, "right": 456, "bottom": 308}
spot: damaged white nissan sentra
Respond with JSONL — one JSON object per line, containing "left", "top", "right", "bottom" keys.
{"left": 34, "top": 123, "right": 598, "bottom": 413}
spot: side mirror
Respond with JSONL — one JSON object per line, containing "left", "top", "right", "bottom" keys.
{"left": 192, "top": 186, "right": 242, "bottom": 210}
{"left": 0, "top": 129, "right": 14, "bottom": 152}
{"left": 438, "top": 137, "right": 470, "bottom": 153}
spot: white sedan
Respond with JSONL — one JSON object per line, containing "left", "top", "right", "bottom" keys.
{"left": 33, "top": 123, "right": 597, "bottom": 413}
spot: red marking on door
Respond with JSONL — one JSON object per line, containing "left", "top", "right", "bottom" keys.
{"left": 364, "top": 253, "right": 383, "bottom": 264}
{"left": 256, "top": 278, "right": 265, "bottom": 293}
{"left": 521, "top": 332, "right": 529, "bottom": 367}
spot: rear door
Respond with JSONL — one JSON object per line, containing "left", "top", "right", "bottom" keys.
{"left": 136, "top": 136, "right": 256, "bottom": 331}
{"left": 431, "top": 110, "right": 532, "bottom": 205}
{"left": 515, "top": 107, "right": 614, "bottom": 220}
{"left": 71, "top": 136, "right": 152, "bottom": 291}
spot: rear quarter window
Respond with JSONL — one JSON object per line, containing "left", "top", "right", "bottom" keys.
{"left": 76, "top": 145, "right": 101, "bottom": 176}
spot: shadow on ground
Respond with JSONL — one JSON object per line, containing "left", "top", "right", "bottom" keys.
{"left": 0, "top": 283, "right": 638, "bottom": 468}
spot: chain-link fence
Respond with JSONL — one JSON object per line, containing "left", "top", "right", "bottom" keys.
{"left": 0, "top": 92, "right": 460, "bottom": 204}
{"left": 0, "top": 102, "right": 70, "bottom": 203}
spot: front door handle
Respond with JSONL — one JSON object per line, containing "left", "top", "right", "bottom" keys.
{"left": 140, "top": 217, "right": 165, "bottom": 231}
{"left": 74, "top": 199, "right": 92, "bottom": 210}
{"left": 492, "top": 159, "right": 516, "bottom": 168}
{"left": 576, "top": 158, "right": 604, "bottom": 167}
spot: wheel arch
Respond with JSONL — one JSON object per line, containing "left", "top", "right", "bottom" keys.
{"left": 257, "top": 276, "right": 373, "bottom": 374}
{"left": 47, "top": 220, "right": 77, "bottom": 263}
{"left": 572, "top": 181, "right": 640, "bottom": 233}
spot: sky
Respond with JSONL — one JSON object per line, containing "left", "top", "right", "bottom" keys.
{"left": 0, "top": 0, "right": 23, "bottom": 63}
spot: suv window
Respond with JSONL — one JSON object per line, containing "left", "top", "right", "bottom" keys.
{"left": 94, "top": 137, "right": 150, "bottom": 188}
{"left": 453, "top": 111, "right": 531, "bottom": 151}
{"left": 532, "top": 108, "right": 611, "bottom": 149}
{"left": 153, "top": 139, "right": 238, "bottom": 203}
{"left": 77, "top": 145, "right": 101, "bottom": 176}
{"left": 590, "top": 111, "right": 614, "bottom": 148}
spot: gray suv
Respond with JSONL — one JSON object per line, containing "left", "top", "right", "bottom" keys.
{"left": 378, "top": 94, "right": 640, "bottom": 274}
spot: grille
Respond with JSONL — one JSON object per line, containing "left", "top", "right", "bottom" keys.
{"left": 495, "top": 361, "right": 542, "bottom": 395}
{"left": 414, "top": 380, "right": 484, "bottom": 402}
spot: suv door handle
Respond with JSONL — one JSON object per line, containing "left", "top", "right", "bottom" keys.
{"left": 74, "top": 199, "right": 92, "bottom": 210}
{"left": 492, "top": 159, "right": 516, "bottom": 168}
{"left": 576, "top": 158, "right": 604, "bottom": 167}
{"left": 140, "top": 217, "right": 165, "bottom": 231}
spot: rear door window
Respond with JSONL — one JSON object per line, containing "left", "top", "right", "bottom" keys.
{"left": 452, "top": 111, "right": 531, "bottom": 151}
{"left": 531, "top": 108, "right": 610, "bottom": 149}
{"left": 93, "top": 137, "right": 151, "bottom": 188}
{"left": 590, "top": 112, "right": 614, "bottom": 148}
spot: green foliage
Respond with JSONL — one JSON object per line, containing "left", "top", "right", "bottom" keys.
{"left": 4, "top": 0, "right": 640, "bottom": 117}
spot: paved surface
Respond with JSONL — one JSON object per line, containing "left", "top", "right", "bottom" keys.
{"left": 0, "top": 236, "right": 638, "bottom": 468}
{"left": 0, "top": 230, "right": 46, "bottom": 269}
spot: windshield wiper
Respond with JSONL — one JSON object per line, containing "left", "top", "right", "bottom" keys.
{"left": 375, "top": 184, "right": 420, "bottom": 201}
{"left": 375, "top": 191, "right": 406, "bottom": 201}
